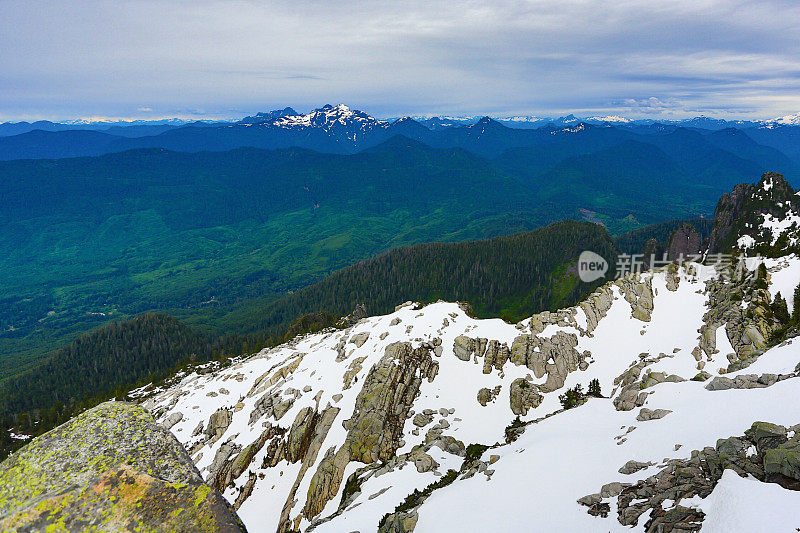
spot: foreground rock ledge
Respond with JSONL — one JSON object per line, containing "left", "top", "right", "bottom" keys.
{"left": 0, "top": 401, "right": 246, "bottom": 532}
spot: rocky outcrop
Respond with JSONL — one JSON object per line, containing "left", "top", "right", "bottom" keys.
{"left": 707, "top": 172, "right": 799, "bottom": 254}
{"left": 378, "top": 510, "right": 418, "bottom": 533}
{"left": 248, "top": 392, "right": 294, "bottom": 425}
{"left": 613, "top": 385, "right": 648, "bottom": 412}
{"left": 706, "top": 182, "right": 752, "bottom": 253}
{"left": 705, "top": 371, "right": 798, "bottom": 391}
{"left": 452, "top": 335, "right": 474, "bottom": 361}
{"left": 299, "top": 342, "right": 438, "bottom": 524}
{"left": 350, "top": 331, "right": 370, "bottom": 348}
{"left": 579, "top": 284, "right": 615, "bottom": 334}
{"left": 344, "top": 342, "right": 438, "bottom": 464}
{"left": 337, "top": 303, "right": 367, "bottom": 328}
{"left": 509, "top": 331, "right": 585, "bottom": 392}
{"left": 206, "top": 408, "right": 233, "bottom": 443}
{"left": 452, "top": 335, "right": 509, "bottom": 374}
{"left": 277, "top": 406, "right": 340, "bottom": 533}
{"left": 477, "top": 385, "right": 501, "bottom": 406}
{"left": 617, "top": 274, "right": 654, "bottom": 322}
{"left": 667, "top": 223, "right": 701, "bottom": 261}
{"left": 0, "top": 402, "right": 245, "bottom": 532}
{"left": 482, "top": 340, "right": 510, "bottom": 374}
{"left": 581, "top": 420, "right": 800, "bottom": 529}
{"left": 636, "top": 408, "right": 672, "bottom": 421}
{"left": 509, "top": 378, "right": 543, "bottom": 415}
{"left": 699, "top": 265, "right": 782, "bottom": 364}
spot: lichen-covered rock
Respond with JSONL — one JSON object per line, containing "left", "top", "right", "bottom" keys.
{"left": 579, "top": 284, "right": 615, "bottom": 334}
{"left": 378, "top": 509, "right": 418, "bottom": 533}
{"left": 344, "top": 342, "right": 438, "bottom": 464}
{"left": 482, "top": 340, "right": 510, "bottom": 374}
{"left": 764, "top": 440, "right": 800, "bottom": 483}
{"left": 613, "top": 385, "right": 648, "bottom": 411}
{"left": 452, "top": 335, "right": 474, "bottom": 361}
{"left": 618, "top": 459, "right": 653, "bottom": 475}
{"left": 745, "top": 421, "right": 788, "bottom": 454}
{"left": 587, "top": 419, "right": 800, "bottom": 529}
{"left": 509, "top": 378, "right": 543, "bottom": 415}
{"left": 640, "top": 371, "right": 685, "bottom": 389}
{"left": 412, "top": 451, "right": 439, "bottom": 473}
{"left": 477, "top": 385, "right": 501, "bottom": 406}
{"left": 286, "top": 407, "right": 318, "bottom": 463}
{"left": 299, "top": 343, "right": 438, "bottom": 524}
{"left": 350, "top": 331, "right": 370, "bottom": 348}
{"left": 206, "top": 408, "right": 233, "bottom": 442}
{"left": 0, "top": 401, "right": 246, "bottom": 532}
{"left": 617, "top": 274, "right": 654, "bottom": 322}
{"left": 413, "top": 412, "right": 434, "bottom": 427}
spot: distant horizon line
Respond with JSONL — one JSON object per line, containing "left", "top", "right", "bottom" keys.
{"left": 1, "top": 105, "right": 799, "bottom": 126}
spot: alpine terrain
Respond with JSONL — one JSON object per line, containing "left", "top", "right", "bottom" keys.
{"left": 21, "top": 172, "right": 787, "bottom": 532}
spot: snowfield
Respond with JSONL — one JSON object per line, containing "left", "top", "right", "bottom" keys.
{"left": 139, "top": 248, "right": 800, "bottom": 532}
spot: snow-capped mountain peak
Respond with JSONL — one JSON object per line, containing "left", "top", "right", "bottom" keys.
{"left": 769, "top": 112, "right": 800, "bottom": 126}
{"left": 272, "top": 104, "right": 388, "bottom": 132}
{"left": 588, "top": 115, "right": 631, "bottom": 123}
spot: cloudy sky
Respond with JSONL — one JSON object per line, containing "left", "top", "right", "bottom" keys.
{"left": 1, "top": 0, "right": 799, "bottom": 121}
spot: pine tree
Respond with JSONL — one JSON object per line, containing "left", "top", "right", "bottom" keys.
{"left": 772, "top": 292, "right": 790, "bottom": 324}
{"left": 588, "top": 378, "right": 602, "bottom": 397}
{"left": 755, "top": 263, "right": 769, "bottom": 289}
{"left": 793, "top": 281, "right": 800, "bottom": 324}
{"left": 559, "top": 384, "right": 587, "bottom": 409}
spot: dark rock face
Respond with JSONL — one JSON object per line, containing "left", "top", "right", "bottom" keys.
{"left": 641, "top": 238, "right": 665, "bottom": 270}
{"left": 667, "top": 223, "right": 701, "bottom": 261}
{"left": 706, "top": 172, "right": 799, "bottom": 254}
{"left": 0, "top": 402, "right": 246, "bottom": 532}
{"left": 706, "top": 182, "right": 751, "bottom": 254}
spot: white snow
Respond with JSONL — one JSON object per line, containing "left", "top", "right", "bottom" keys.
{"left": 141, "top": 253, "right": 800, "bottom": 532}
{"left": 693, "top": 470, "right": 800, "bottom": 532}
{"left": 588, "top": 115, "right": 632, "bottom": 123}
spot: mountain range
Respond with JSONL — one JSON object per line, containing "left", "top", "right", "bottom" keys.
{"left": 2, "top": 105, "right": 800, "bottom": 161}
{"left": 1, "top": 103, "right": 798, "bottom": 386}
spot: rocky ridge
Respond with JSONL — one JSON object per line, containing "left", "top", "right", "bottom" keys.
{"left": 123, "top": 174, "right": 800, "bottom": 532}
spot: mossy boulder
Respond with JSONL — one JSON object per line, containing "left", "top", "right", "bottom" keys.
{"left": 764, "top": 440, "right": 800, "bottom": 482}
{"left": 0, "top": 401, "right": 246, "bottom": 532}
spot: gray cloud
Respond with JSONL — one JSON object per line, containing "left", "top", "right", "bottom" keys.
{"left": 1, "top": 0, "right": 799, "bottom": 120}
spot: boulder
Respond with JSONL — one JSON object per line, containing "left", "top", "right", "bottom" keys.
{"left": 618, "top": 460, "right": 653, "bottom": 475}
{"left": 613, "top": 386, "right": 647, "bottom": 411}
{"left": 745, "top": 421, "right": 787, "bottom": 454}
{"left": 764, "top": 440, "right": 800, "bottom": 483}
{"left": 378, "top": 510, "right": 419, "bottom": 533}
{"left": 600, "top": 481, "right": 628, "bottom": 498}
{"left": 413, "top": 413, "right": 434, "bottom": 427}
{"left": 350, "top": 332, "right": 370, "bottom": 348}
{"left": 206, "top": 408, "right": 233, "bottom": 442}
{"left": 0, "top": 402, "right": 245, "bottom": 532}
{"left": 412, "top": 452, "right": 439, "bottom": 473}
{"left": 453, "top": 335, "right": 474, "bottom": 361}
{"left": 509, "top": 378, "right": 543, "bottom": 416}
{"left": 636, "top": 408, "right": 672, "bottom": 422}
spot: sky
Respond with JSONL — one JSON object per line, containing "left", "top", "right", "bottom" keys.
{"left": 1, "top": 0, "right": 799, "bottom": 122}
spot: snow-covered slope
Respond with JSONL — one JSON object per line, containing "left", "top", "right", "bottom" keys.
{"left": 139, "top": 176, "right": 800, "bottom": 533}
